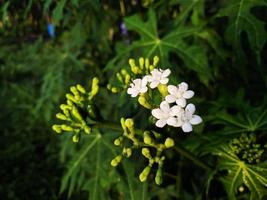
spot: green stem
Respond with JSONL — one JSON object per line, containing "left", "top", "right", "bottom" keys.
{"left": 174, "top": 146, "right": 212, "bottom": 171}
{"left": 93, "top": 121, "right": 212, "bottom": 171}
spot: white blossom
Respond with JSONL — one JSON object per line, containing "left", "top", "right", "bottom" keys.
{"left": 146, "top": 68, "right": 171, "bottom": 89}
{"left": 151, "top": 101, "right": 181, "bottom": 128}
{"left": 180, "top": 103, "right": 202, "bottom": 132}
{"left": 127, "top": 77, "right": 148, "bottom": 97}
{"left": 165, "top": 82, "right": 194, "bottom": 107}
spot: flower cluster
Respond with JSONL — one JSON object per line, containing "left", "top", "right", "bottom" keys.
{"left": 127, "top": 62, "right": 202, "bottom": 132}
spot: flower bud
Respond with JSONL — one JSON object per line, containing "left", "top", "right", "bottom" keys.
{"left": 111, "top": 87, "right": 118, "bottom": 93}
{"left": 72, "top": 108, "right": 83, "bottom": 122}
{"left": 138, "top": 96, "right": 152, "bottom": 109}
{"left": 61, "top": 124, "right": 73, "bottom": 132}
{"left": 76, "top": 84, "right": 86, "bottom": 94}
{"left": 129, "top": 59, "right": 136, "bottom": 68}
{"left": 70, "top": 86, "right": 79, "bottom": 96}
{"left": 145, "top": 58, "right": 150, "bottom": 69}
{"left": 124, "top": 74, "right": 131, "bottom": 85}
{"left": 143, "top": 132, "right": 152, "bottom": 145}
{"left": 67, "top": 100, "right": 73, "bottom": 106}
{"left": 84, "top": 125, "right": 91, "bottom": 134}
{"left": 125, "top": 118, "right": 135, "bottom": 134}
{"left": 121, "top": 69, "right": 128, "bottom": 76}
{"left": 142, "top": 148, "right": 151, "bottom": 159}
{"left": 155, "top": 167, "right": 162, "bottom": 185}
{"left": 123, "top": 148, "right": 132, "bottom": 157}
{"left": 153, "top": 56, "right": 159, "bottom": 66}
{"left": 139, "top": 57, "right": 144, "bottom": 69}
{"left": 60, "top": 104, "right": 71, "bottom": 110}
{"left": 116, "top": 73, "right": 123, "bottom": 82}
{"left": 139, "top": 166, "right": 151, "bottom": 182}
{"left": 72, "top": 134, "right": 80, "bottom": 143}
{"left": 56, "top": 113, "right": 68, "bottom": 120}
{"left": 66, "top": 94, "right": 78, "bottom": 103}
{"left": 111, "top": 155, "right": 122, "bottom": 167}
{"left": 114, "top": 137, "right": 123, "bottom": 146}
{"left": 120, "top": 118, "right": 127, "bottom": 132}
{"left": 157, "top": 84, "right": 168, "bottom": 97}
{"left": 164, "top": 138, "right": 175, "bottom": 148}
{"left": 52, "top": 125, "right": 62, "bottom": 134}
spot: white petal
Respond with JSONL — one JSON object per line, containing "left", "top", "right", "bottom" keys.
{"left": 152, "top": 109, "right": 163, "bottom": 119}
{"left": 141, "top": 77, "right": 148, "bottom": 86}
{"left": 167, "top": 85, "right": 178, "bottom": 95}
{"left": 170, "top": 105, "right": 182, "bottom": 116}
{"left": 182, "top": 123, "right": 192, "bottom": 132}
{"left": 166, "top": 117, "right": 177, "bottom": 126}
{"left": 162, "top": 69, "right": 171, "bottom": 77}
{"left": 186, "top": 103, "right": 195, "bottom": 114}
{"left": 160, "top": 101, "right": 170, "bottom": 112}
{"left": 165, "top": 95, "right": 176, "bottom": 103}
{"left": 183, "top": 90, "right": 194, "bottom": 99}
{"left": 133, "top": 78, "right": 142, "bottom": 85}
{"left": 127, "top": 88, "right": 134, "bottom": 95}
{"left": 176, "top": 98, "right": 186, "bottom": 107}
{"left": 139, "top": 87, "right": 148, "bottom": 93}
{"left": 156, "top": 119, "right": 166, "bottom": 128}
{"left": 160, "top": 78, "right": 169, "bottom": 84}
{"left": 190, "top": 115, "right": 202, "bottom": 125}
{"left": 150, "top": 80, "right": 159, "bottom": 89}
{"left": 179, "top": 82, "right": 188, "bottom": 92}
{"left": 131, "top": 91, "right": 138, "bottom": 97}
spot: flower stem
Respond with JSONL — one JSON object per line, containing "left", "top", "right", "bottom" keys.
{"left": 93, "top": 121, "right": 212, "bottom": 171}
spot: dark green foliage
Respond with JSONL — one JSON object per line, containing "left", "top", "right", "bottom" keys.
{"left": 1, "top": 0, "right": 267, "bottom": 199}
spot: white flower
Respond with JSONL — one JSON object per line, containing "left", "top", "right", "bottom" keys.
{"left": 127, "top": 77, "right": 148, "bottom": 97}
{"left": 165, "top": 82, "right": 194, "bottom": 107}
{"left": 151, "top": 101, "right": 181, "bottom": 128}
{"left": 146, "top": 68, "right": 171, "bottom": 89}
{"left": 181, "top": 103, "right": 202, "bottom": 132}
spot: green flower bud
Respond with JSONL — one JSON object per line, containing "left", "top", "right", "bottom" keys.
{"left": 139, "top": 57, "right": 144, "bottom": 69}
{"left": 142, "top": 148, "right": 151, "bottom": 159}
{"left": 67, "top": 100, "right": 73, "bottom": 106}
{"left": 129, "top": 59, "right": 136, "bottom": 68}
{"left": 145, "top": 58, "right": 150, "bottom": 70}
{"left": 70, "top": 86, "right": 79, "bottom": 96}
{"left": 111, "top": 87, "right": 118, "bottom": 93}
{"left": 164, "top": 138, "right": 175, "bottom": 148}
{"left": 61, "top": 124, "right": 73, "bottom": 132}
{"left": 157, "top": 84, "right": 168, "bottom": 97}
{"left": 120, "top": 118, "right": 127, "bottom": 132}
{"left": 72, "top": 108, "right": 83, "bottom": 122}
{"left": 76, "top": 84, "right": 86, "bottom": 94}
{"left": 138, "top": 96, "right": 152, "bottom": 109}
{"left": 121, "top": 69, "right": 128, "bottom": 76}
{"left": 125, "top": 119, "right": 135, "bottom": 134}
{"left": 111, "top": 155, "right": 122, "bottom": 167}
{"left": 66, "top": 94, "right": 78, "bottom": 103}
{"left": 139, "top": 166, "right": 151, "bottom": 182}
{"left": 124, "top": 74, "right": 131, "bottom": 85}
{"left": 72, "top": 134, "right": 80, "bottom": 143}
{"left": 153, "top": 56, "right": 159, "bottom": 66}
{"left": 143, "top": 132, "right": 153, "bottom": 145}
{"left": 84, "top": 126, "right": 91, "bottom": 134}
{"left": 52, "top": 125, "right": 62, "bottom": 134}
{"left": 116, "top": 72, "right": 123, "bottom": 83}
{"left": 60, "top": 104, "right": 71, "bottom": 110}
{"left": 114, "top": 137, "right": 123, "bottom": 146}
{"left": 56, "top": 113, "right": 68, "bottom": 120}
{"left": 123, "top": 148, "right": 132, "bottom": 157}
{"left": 155, "top": 167, "right": 162, "bottom": 185}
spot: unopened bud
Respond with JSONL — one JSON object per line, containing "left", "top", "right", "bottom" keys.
{"left": 111, "top": 155, "right": 122, "bottom": 167}
{"left": 138, "top": 96, "right": 152, "bottom": 109}
{"left": 76, "top": 84, "right": 86, "bottom": 94}
{"left": 52, "top": 125, "right": 62, "bottom": 133}
{"left": 70, "top": 86, "right": 79, "bottom": 96}
{"left": 72, "top": 134, "right": 80, "bottom": 143}
{"left": 61, "top": 124, "right": 73, "bottom": 132}
{"left": 139, "top": 166, "right": 151, "bottom": 182}
{"left": 157, "top": 84, "right": 168, "bottom": 97}
{"left": 72, "top": 108, "right": 83, "bottom": 122}
{"left": 114, "top": 137, "right": 123, "bottom": 146}
{"left": 139, "top": 57, "right": 144, "bottom": 69}
{"left": 164, "top": 138, "right": 175, "bottom": 148}
{"left": 143, "top": 132, "right": 152, "bottom": 145}
{"left": 153, "top": 56, "right": 159, "bottom": 66}
{"left": 142, "top": 148, "right": 151, "bottom": 159}
{"left": 56, "top": 113, "right": 68, "bottom": 120}
{"left": 84, "top": 126, "right": 91, "bottom": 134}
{"left": 155, "top": 167, "right": 162, "bottom": 185}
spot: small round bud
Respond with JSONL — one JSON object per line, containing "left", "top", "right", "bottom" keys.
{"left": 72, "top": 134, "right": 80, "bottom": 143}
{"left": 114, "top": 137, "right": 123, "bottom": 146}
{"left": 111, "top": 155, "right": 122, "bottom": 167}
{"left": 153, "top": 56, "right": 159, "bottom": 66}
{"left": 111, "top": 87, "right": 118, "bottom": 93}
{"left": 61, "top": 125, "right": 73, "bottom": 132}
{"left": 125, "top": 119, "right": 134, "bottom": 129}
{"left": 142, "top": 148, "right": 151, "bottom": 159}
{"left": 56, "top": 113, "right": 68, "bottom": 120}
{"left": 164, "top": 138, "right": 175, "bottom": 148}
{"left": 52, "top": 125, "right": 62, "bottom": 134}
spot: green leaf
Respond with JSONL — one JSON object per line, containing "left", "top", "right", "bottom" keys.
{"left": 53, "top": 0, "right": 67, "bottom": 24}
{"left": 106, "top": 9, "right": 212, "bottom": 85}
{"left": 211, "top": 145, "right": 267, "bottom": 200}
{"left": 217, "top": 0, "right": 267, "bottom": 62}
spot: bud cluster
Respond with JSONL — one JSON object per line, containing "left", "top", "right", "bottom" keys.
{"left": 52, "top": 77, "right": 100, "bottom": 142}
{"left": 111, "top": 118, "right": 175, "bottom": 185}
{"left": 229, "top": 134, "right": 267, "bottom": 164}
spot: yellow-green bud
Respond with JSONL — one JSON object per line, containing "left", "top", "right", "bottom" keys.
{"left": 61, "top": 124, "right": 73, "bottom": 132}
{"left": 149, "top": 65, "right": 154, "bottom": 71}
{"left": 145, "top": 58, "right": 150, "bottom": 70}
{"left": 114, "top": 137, "right": 123, "bottom": 146}
{"left": 125, "top": 118, "right": 135, "bottom": 134}
{"left": 72, "top": 108, "right": 83, "bottom": 122}
{"left": 123, "top": 148, "right": 132, "bottom": 157}
{"left": 144, "top": 132, "right": 153, "bottom": 145}
{"left": 107, "top": 84, "right": 112, "bottom": 90}
{"left": 56, "top": 113, "right": 68, "bottom": 120}
{"left": 67, "top": 100, "right": 73, "bottom": 106}
{"left": 116, "top": 73, "right": 123, "bottom": 82}
{"left": 131, "top": 65, "right": 141, "bottom": 75}
{"left": 70, "top": 86, "right": 79, "bottom": 96}
{"left": 153, "top": 56, "right": 159, "bottom": 66}
{"left": 129, "top": 59, "right": 136, "bottom": 68}
{"left": 84, "top": 126, "right": 91, "bottom": 134}
{"left": 52, "top": 125, "right": 62, "bottom": 133}
{"left": 66, "top": 94, "right": 78, "bottom": 103}
{"left": 120, "top": 118, "right": 127, "bottom": 132}
{"left": 60, "top": 104, "right": 71, "bottom": 110}
{"left": 111, "top": 87, "right": 118, "bottom": 93}
{"left": 157, "top": 84, "right": 168, "bottom": 97}
{"left": 142, "top": 148, "right": 151, "bottom": 159}
{"left": 92, "top": 77, "right": 99, "bottom": 86}
{"left": 76, "top": 84, "right": 86, "bottom": 94}
{"left": 155, "top": 167, "right": 162, "bottom": 185}
{"left": 72, "top": 134, "right": 80, "bottom": 143}
{"left": 139, "top": 166, "right": 151, "bottom": 182}
{"left": 124, "top": 74, "right": 131, "bottom": 85}
{"left": 139, "top": 57, "right": 144, "bottom": 69}
{"left": 63, "top": 109, "right": 70, "bottom": 117}
{"left": 164, "top": 138, "right": 175, "bottom": 148}
{"left": 111, "top": 155, "right": 122, "bottom": 167}
{"left": 121, "top": 69, "right": 128, "bottom": 76}
{"left": 138, "top": 96, "right": 152, "bottom": 109}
